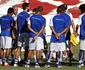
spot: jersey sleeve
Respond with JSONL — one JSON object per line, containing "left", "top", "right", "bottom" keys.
{"left": 65, "top": 16, "right": 71, "bottom": 28}
{"left": 42, "top": 17, "right": 46, "bottom": 27}
{"left": 14, "top": 15, "right": 17, "bottom": 21}
{"left": 26, "top": 14, "right": 30, "bottom": 22}
{"left": 49, "top": 17, "right": 53, "bottom": 27}
{"left": 0, "top": 18, "right": 1, "bottom": 34}
{"left": 78, "top": 15, "right": 82, "bottom": 26}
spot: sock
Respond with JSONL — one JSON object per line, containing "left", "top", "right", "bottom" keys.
{"left": 36, "top": 58, "right": 39, "bottom": 65}
{"left": 11, "top": 55, "right": 15, "bottom": 63}
{"left": 34, "top": 55, "right": 36, "bottom": 62}
{"left": 79, "top": 50, "right": 84, "bottom": 64}
{"left": 15, "top": 58, "right": 18, "bottom": 64}
{"left": 5, "top": 56, "right": 8, "bottom": 64}
{"left": 47, "top": 51, "right": 53, "bottom": 64}
{"left": 18, "top": 56, "right": 21, "bottom": 62}
{"left": 26, "top": 59, "right": 30, "bottom": 65}
{"left": 58, "top": 51, "right": 63, "bottom": 65}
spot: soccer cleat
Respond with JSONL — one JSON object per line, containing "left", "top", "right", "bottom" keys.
{"left": 4, "top": 62, "right": 10, "bottom": 67}
{"left": 35, "top": 64, "right": 40, "bottom": 68}
{"left": 25, "top": 64, "right": 30, "bottom": 68}
{"left": 46, "top": 64, "right": 50, "bottom": 68}
{"left": 78, "top": 63, "right": 84, "bottom": 68}
{"left": 57, "top": 62, "right": 62, "bottom": 68}
{"left": 14, "top": 63, "right": 18, "bottom": 67}
{"left": 57, "top": 65, "right": 62, "bottom": 68}
{"left": 0, "top": 61, "right": 2, "bottom": 65}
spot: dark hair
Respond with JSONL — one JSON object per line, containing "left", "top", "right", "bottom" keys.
{"left": 57, "top": 5, "right": 64, "bottom": 14}
{"left": 7, "top": 7, "right": 14, "bottom": 14}
{"left": 32, "top": 8, "right": 38, "bottom": 14}
{"left": 22, "top": 2, "right": 29, "bottom": 10}
{"left": 63, "top": 4, "right": 67, "bottom": 10}
{"left": 79, "top": 4, "right": 85, "bottom": 14}
{"left": 58, "top": 4, "right": 67, "bottom": 13}
{"left": 37, "top": 6, "right": 43, "bottom": 12}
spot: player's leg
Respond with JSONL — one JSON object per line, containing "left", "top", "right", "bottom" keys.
{"left": 4, "top": 36, "right": 12, "bottom": 66}
{"left": 78, "top": 40, "right": 85, "bottom": 68}
{"left": 25, "top": 37, "right": 35, "bottom": 67}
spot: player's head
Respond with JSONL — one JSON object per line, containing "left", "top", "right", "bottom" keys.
{"left": 63, "top": 4, "right": 67, "bottom": 11}
{"left": 32, "top": 8, "right": 38, "bottom": 14}
{"left": 12, "top": 5, "right": 18, "bottom": 15}
{"left": 57, "top": 5, "right": 64, "bottom": 14}
{"left": 7, "top": 7, "right": 14, "bottom": 15}
{"left": 79, "top": 4, "right": 85, "bottom": 14}
{"left": 22, "top": 2, "right": 29, "bottom": 12}
{"left": 37, "top": 6, "right": 43, "bottom": 12}
{"left": 59, "top": 4, "right": 67, "bottom": 12}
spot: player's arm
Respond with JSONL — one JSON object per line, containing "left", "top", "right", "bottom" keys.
{"left": 36, "top": 25, "right": 45, "bottom": 37}
{"left": 27, "top": 22, "right": 37, "bottom": 34}
{"left": 58, "top": 25, "right": 70, "bottom": 38}
{"left": 76, "top": 15, "right": 82, "bottom": 35}
{"left": 50, "top": 26, "right": 59, "bottom": 39}
{"left": 11, "top": 20, "right": 16, "bottom": 39}
{"left": 76, "top": 24, "right": 80, "bottom": 34}
{"left": 71, "top": 20, "right": 76, "bottom": 32}
{"left": 31, "top": 25, "right": 45, "bottom": 43}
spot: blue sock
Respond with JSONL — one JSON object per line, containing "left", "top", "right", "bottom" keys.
{"left": 11, "top": 55, "right": 15, "bottom": 63}
{"left": 79, "top": 50, "right": 84, "bottom": 64}
{"left": 5, "top": 56, "right": 8, "bottom": 63}
{"left": 36, "top": 58, "right": 39, "bottom": 65}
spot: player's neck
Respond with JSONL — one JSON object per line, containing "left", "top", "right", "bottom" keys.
{"left": 7, "top": 13, "right": 12, "bottom": 16}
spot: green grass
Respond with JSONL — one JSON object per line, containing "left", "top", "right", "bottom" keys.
{"left": 0, "top": 44, "right": 85, "bottom": 70}
{"left": 0, "top": 65, "right": 85, "bottom": 70}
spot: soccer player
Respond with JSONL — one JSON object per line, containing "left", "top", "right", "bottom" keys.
{"left": 76, "top": 4, "right": 85, "bottom": 68}
{"left": 11, "top": 5, "right": 18, "bottom": 65}
{"left": 46, "top": 5, "right": 71, "bottom": 68}
{"left": 0, "top": 7, "right": 14, "bottom": 66}
{"left": 60, "top": 4, "right": 76, "bottom": 65}
{"left": 14, "top": 3, "right": 30, "bottom": 67}
{"left": 14, "top": 2, "right": 36, "bottom": 67}
{"left": 25, "top": 6, "right": 46, "bottom": 68}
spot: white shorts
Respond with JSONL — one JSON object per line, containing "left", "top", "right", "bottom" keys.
{"left": 80, "top": 40, "right": 85, "bottom": 50}
{"left": 1, "top": 36, "right": 12, "bottom": 49}
{"left": 17, "top": 33, "right": 29, "bottom": 47}
{"left": 50, "top": 42, "right": 66, "bottom": 52}
{"left": 29, "top": 37, "right": 44, "bottom": 50}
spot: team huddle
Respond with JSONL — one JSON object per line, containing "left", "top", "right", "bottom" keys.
{"left": 0, "top": 2, "right": 85, "bottom": 68}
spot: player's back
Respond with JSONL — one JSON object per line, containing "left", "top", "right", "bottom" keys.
{"left": 0, "top": 15, "right": 14, "bottom": 36}
{"left": 17, "top": 11, "right": 30, "bottom": 34}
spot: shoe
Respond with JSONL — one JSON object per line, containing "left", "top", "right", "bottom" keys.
{"left": 14, "top": 63, "right": 18, "bottom": 67}
{"left": 25, "top": 64, "right": 30, "bottom": 67}
{"left": 4, "top": 62, "right": 10, "bottom": 67}
{"left": 0, "top": 61, "right": 2, "bottom": 65}
{"left": 45, "top": 64, "right": 50, "bottom": 68}
{"left": 58, "top": 65, "right": 62, "bottom": 68}
{"left": 78, "top": 63, "right": 84, "bottom": 68}
{"left": 35, "top": 64, "right": 40, "bottom": 68}
{"left": 57, "top": 62, "right": 62, "bottom": 68}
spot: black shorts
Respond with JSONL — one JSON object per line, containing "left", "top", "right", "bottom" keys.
{"left": 65, "top": 30, "right": 71, "bottom": 41}
{"left": 12, "top": 28, "right": 18, "bottom": 49}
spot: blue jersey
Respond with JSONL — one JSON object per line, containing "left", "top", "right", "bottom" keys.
{"left": 79, "top": 14, "right": 85, "bottom": 40}
{"left": 50, "top": 13, "right": 71, "bottom": 43}
{"left": 0, "top": 17, "right": 1, "bottom": 35}
{"left": 17, "top": 11, "right": 30, "bottom": 34}
{"left": 30, "top": 14, "right": 46, "bottom": 38}
{"left": 0, "top": 15, "right": 14, "bottom": 37}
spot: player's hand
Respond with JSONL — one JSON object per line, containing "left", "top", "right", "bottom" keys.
{"left": 31, "top": 38, "right": 35, "bottom": 43}
{"left": 31, "top": 36, "right": 38, "bottom": 43}
{"left": 55, "top": 34, "right": 60, "bottom": 39}
{"left": 73, "top": 32, "right": 78, "bottom": 37}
